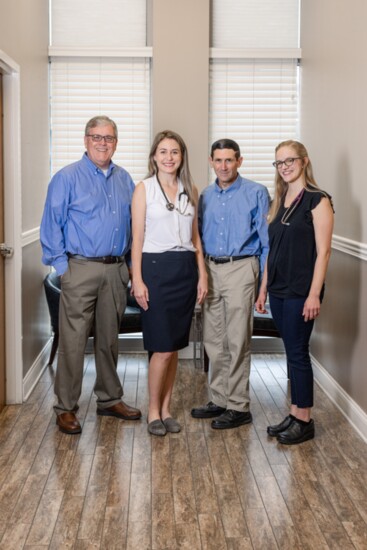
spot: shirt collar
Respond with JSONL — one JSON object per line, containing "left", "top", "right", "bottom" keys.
{"left": 214, "top": 173, "right": 241, "bottom": 193}
{"left": 82, "top": 152, "right": 115, "bottom": 177}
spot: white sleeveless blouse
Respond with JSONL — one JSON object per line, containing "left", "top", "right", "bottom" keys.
{"left": 142, "top": 176, "right": 196, "bottom": 253}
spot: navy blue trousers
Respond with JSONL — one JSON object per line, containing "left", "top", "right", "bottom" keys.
{"left": 269, "top": 294, "right": 315, "bottom": 408}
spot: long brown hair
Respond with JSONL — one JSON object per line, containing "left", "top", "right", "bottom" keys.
{"left": 147, "top": 130, "right": 196, "bottom": 204}
{"left": 268, "top": 140, "right": 320, "bottom": 223}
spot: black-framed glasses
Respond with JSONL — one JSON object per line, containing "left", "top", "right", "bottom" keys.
{"left": 87, "top": 134, "right": 117, "bottom": 143}
{"left": 272, "top": 157, "right": 301, "bottom": 169}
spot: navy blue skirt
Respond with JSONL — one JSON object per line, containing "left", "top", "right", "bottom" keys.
{"left": 140, "top": 251, "right": 198, "bottom": 352}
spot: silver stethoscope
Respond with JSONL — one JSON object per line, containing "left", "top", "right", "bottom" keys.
{"left": 156, "top": 175, "right": 192, "bottom": 216}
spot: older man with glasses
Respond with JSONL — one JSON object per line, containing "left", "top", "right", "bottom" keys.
{"left": 41, "top": 115, "right": 141, "bottom": 434}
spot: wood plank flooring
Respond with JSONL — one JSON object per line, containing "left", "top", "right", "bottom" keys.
{"left": 0, "top": 353, "right": 367, "bottom": 549}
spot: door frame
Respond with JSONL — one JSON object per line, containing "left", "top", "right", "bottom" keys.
{"left": 0, "top": 50, "right": 23, "bottom": 404}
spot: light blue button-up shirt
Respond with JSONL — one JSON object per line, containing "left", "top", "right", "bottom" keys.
{"left": 40, "top": 153, "right": 135, "bottom": 275}
{"left": 198, "top": 174, "right": 270, "bottom": 279}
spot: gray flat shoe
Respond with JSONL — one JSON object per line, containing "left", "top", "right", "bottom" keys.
{"left": 162, "top": 417, "right": 181, "bottom": 433}
{"left": 147, "top": 419, "right": 167, "bottom": 436}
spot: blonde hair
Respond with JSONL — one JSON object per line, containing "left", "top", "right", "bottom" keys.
{"left": 268, "top": 140, "right": 320, "bottom": 223}
{"left": 147, "top": 130, "right": 195, "bottom": 205}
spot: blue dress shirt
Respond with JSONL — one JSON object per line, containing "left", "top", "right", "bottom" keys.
{"left": 198, "top": 175, "right": 270, "bottom": 279}
{"left": 40, "top": 153, "right": 135, "bottom": 275}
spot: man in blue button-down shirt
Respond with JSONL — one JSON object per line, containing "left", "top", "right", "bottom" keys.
{"left": 41, "top": 116, "right": 141, "bottom": 434}
{"left": 191, "top": 139, "right": 270, "bottom": 429}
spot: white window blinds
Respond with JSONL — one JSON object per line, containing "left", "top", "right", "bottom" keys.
{"left": 209, "top": 58, "right": 299, "bottom": 192}
{"left": 50, "top": 57, "right": 151, "bottom": 182}
{"left": 211, "top": 0, "right": 300, "bottom": 49}
{"left": 50, "top": 0, "right": 147, "bottom": 48}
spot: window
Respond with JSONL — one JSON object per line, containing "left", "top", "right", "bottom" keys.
{"left": 50, "top": 57, "right": 150, "bottom": 181}
{"left": 209, "top": 58, "right": 299, "bottom": 192}
{"left": 49, "top": 0, "right": 151, "bottom": 182}
{"left": 209, "top": 0, "right": 301, "bottom": 191}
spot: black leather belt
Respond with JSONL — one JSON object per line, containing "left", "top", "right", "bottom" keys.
{"left": 206, "top": 254, "right": 253, "bottom": 264}
{"left": 67, "top": 253, "right": 125, "bottom": 264}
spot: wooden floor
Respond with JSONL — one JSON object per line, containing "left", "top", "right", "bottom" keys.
{"left": 0, "top": 354, "right": 367, "bottom": 549}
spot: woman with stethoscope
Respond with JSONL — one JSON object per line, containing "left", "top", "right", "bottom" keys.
{"left": 131, "top": 130, "right": 208, "bottom": 436}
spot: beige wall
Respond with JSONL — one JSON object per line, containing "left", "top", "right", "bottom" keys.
{"left": 301, "top": 0, "right": 367, "bottom": 413}
{"left": 0, "top": 0, "right": 50, "bottom": 232}
{"left": 151, "top": 0, "right": 210, "bottom": 190}
{"left": 0, "top": 0, "right": 50, "bottom": 377}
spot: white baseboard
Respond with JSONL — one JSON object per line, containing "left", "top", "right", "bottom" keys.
{"left": 23, "top": 340, "right": 52, "bottom": 401}
{"left": 312, "top": 355, "right": 367, "bottom": 443}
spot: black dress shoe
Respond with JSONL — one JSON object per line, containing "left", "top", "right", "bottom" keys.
{"left": 277, "top": 419, "right": 315, "bottom": 445}
{"left": 211, "top": 409, "right": 252, "bottom": 430}
{"left": 191, "top": 401, "right": 226, "bottom": 419}
{"left": 267, "top": 415, "right": 294, "bottom": 437}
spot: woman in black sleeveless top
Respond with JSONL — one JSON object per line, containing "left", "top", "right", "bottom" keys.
{"left": 256, "top": 140, "right": 334, "bottom": 445}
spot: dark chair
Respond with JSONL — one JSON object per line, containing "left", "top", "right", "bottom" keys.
{"left": 44, "top": 272, "right": 284, "bottom": 373}
{"left": 43, "top": 271, "right": 142, "bottom": 366}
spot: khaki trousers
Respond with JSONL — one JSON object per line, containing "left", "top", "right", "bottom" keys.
{"left": 54, "top": 257, "right": 129, "bottom": 415}
{"left": 203, "top": 256, "right": 259, "bottom": 412}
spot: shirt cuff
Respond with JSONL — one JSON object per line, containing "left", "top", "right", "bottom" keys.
{"left": 54, "top": 257, "right": 69, "bottom": 276}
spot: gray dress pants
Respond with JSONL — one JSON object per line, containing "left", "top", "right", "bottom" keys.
{"left": 54, "top": 257, "right": 129, "bottom": 415}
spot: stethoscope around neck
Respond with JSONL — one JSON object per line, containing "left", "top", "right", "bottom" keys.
{"left": 156, "top": 174, "right": 191, "bottom": 216}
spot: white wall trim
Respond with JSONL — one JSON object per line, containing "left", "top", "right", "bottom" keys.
{"left": 21, "top": 226, "right": 40, "bottom": 247}
{"left": 1, "top": 49, "right": 23, "bottom": 404}
{"left": 23, "top": 340, "right": 52, "bottom": 401}
{"left": 210, "top": 47, "right": 302, "bottom": 59}
{"left": 312, "top": 355, "right": 367, "bottom": 444}
{"left": 49, "top": 46, "right": 153, "bottom": 58}
{"left": 332, "top": 234, "right": 367, "bottom": 262}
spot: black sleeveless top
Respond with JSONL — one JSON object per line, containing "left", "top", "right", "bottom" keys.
{"left": 267, "top": 190, "right": 333, "bottom": 299}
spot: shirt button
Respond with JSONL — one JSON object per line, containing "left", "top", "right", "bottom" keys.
{"left": 221, "top": 217, "right": 224, "bottom": 221}
{"left": 112, "top": 211, "right": 116, "bottom": 214}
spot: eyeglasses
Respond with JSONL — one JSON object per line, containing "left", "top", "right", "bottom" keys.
{"left": 87, "top": 134, "right": 117, "bottom": 143}
{"left": 272, "top": 157, "right": 301, "bottom": 169}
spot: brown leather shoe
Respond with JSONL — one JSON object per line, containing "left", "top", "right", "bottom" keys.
{"left": 97, "top": 401, "right": 142, "bottom": 420}
{"left": 56, "top": 412, "right": 82, "bottom": 434}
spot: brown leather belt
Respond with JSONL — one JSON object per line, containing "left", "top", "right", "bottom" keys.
{"left": 67, "top": 253, "right": 125, "bottom": 264}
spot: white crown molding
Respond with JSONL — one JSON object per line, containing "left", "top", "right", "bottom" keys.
{"left": 210, "top": 47, "right": 302, "bottom": 59}
{"left": 332, "top": 234, "right": 367, "bottom": 262}
{"left": 312, "top": 355, "right": 367, "bottom": 444}
{"left": 49, "top": 46, "right": 153, "bottom": 58}
{"left": 22, "top": 226, "right": 40, "bottom": 248}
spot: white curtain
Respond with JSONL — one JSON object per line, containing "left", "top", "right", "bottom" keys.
{"left": 211, "top": 0, "right": 300, "bottom": 49}
{"left": 50, "top": 0, "right": 147, "bottom": 48}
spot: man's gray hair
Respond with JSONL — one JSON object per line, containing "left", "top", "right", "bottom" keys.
{"left": 85, "top": 116, "right": 118, "bottom": 139}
